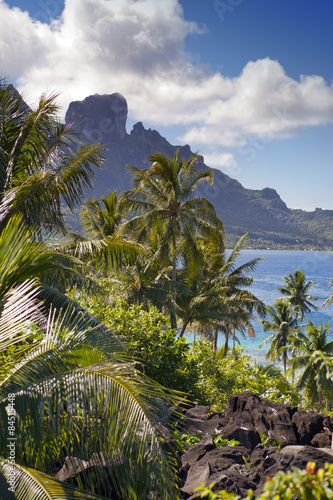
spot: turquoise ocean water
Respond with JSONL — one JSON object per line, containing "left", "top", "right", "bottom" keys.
{"left": 184, "top": 250, "right": 333, "bottom": 365}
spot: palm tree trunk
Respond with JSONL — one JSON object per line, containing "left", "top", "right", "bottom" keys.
{"left": 179, "top": 320, "right": 189, "bottom": 338}
{"left": 283, "top": 351, "right": 287, "bottom": 376}
{"left": 170, "top": 254, "right": 177, "bottom": 330}
{"left": 223, "top": 333, "right": 229, "bottom": 357}
{"left": 172, "top": 255, "right": 177, "bottom": 300}
{"left": 233, "top": 330, "right": 236, "bottom": 360}
{"left": 213, "top": 329, "right": 218, "bottom": 354}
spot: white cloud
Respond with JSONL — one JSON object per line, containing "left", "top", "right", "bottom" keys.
{"left": 0, "top": 0, "right": 332, "bottom": 152}
{"left": 201, "top": 151, "right": 238, "bottom": 170}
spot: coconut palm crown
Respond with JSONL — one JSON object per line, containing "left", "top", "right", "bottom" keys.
{"left": 0, "top": 79, "right": 104, "bottom": 234}
{"left": 120, "top": 150, "right": 224, "bottom": 328}
{"left": 277, "top": 269, "right": 320, "bottom": 320}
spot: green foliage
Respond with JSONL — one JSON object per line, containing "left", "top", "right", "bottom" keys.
{"left": 172, "top": 430, "right": 240, "bottom": 453}
{"left": 68, "top": 280, "right": 191, "bottom": 390}
{"left": 0, "top": 460, "right": 108, "bottom": 499}
{"left": 183, "top": 341, "right": 300, "bottom": 409}
{"left": 213, "top": 436, "right": 240, "bottom": 447}
{"left": 68, "top": 281, "right": 301, "bottom": 408}
{"left": 277, "top": 269, "right": 319, "bottom": 320}
{"left": 286, "top": 319, "right": 333, "bottom": 409}
{"left": 259, "top": 432, "right": 283, "bottom": 451}
{"left": 0, "top": 79, "right": 104, "bottom": 234}
{"left": 0, "top": 305, "right": 182, "bottom": 500}
{"left": 193, "top": 462, "right": 333, "bottom": 499}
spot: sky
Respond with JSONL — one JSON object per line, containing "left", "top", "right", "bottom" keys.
{"left": 0, "top": 0, "right": 332, "bottom": 210}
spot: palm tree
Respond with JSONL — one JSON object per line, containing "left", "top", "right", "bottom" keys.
{"left": 65, "top": 191, "right": 139, "bottom": 275}
{"left": 286, "top": 319, "right": 333, "bottom": 408}
{"left": 0, "top": 309, "right": 181, "bottom": 499}
{"left": 0, "top": 216, "right": 182, "bottom": 499}
{"left": 80, "top": 190, "right": 125, "bottom": 239}
{"left": 176, "top": 234, "right": 265, "bottom": 346}
{"left": 0, "top": 79, "right": 104, "bottom": 234}
{"left": 120, "top": 149, "right": 224, "bottom": 328}
{"left": 259, "top": 299, "right": 300, "bottom": 374}
{"left": 277, "top": 269, "right": 319, "bottom": 321}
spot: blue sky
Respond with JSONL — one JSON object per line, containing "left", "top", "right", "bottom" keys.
{"left": 1, "top": 0, "right": 332, "bottom": 210}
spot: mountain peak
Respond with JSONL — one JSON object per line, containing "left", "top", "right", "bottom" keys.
{"left": 65, "top": 92, "right": 128, "bottom": 142}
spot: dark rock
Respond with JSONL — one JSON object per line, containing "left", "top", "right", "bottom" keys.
{"left": 292, "top": 410, "right": 325, "bottom": 444}
{"left": 221, "top": 421, "right": 261, "bottom": 451}
{"left": 181, "top": 446, "right": 249, "bottom": 496}
{"left": 198, "top": 446, "right": 250, "bottom": 474}
{"left": 181, "top": 434, "right": 216, "bottom": 473}
{"left": 252, "top": 445, "right": 333, "bottom": 496}
{"left": 279, "top": 445, "right": 333, "bottom": 470}
{"left": 311, "top": 432, "right": 332, "bottom": 448}
{"left": 208, "top": 470, "right": 257, "bottom": 498}
{"left": 178, "top": 397, "right": 333, "bottom": 500}
{"left": 323, "top": 417, "right": 333, "bottom": 431}
{"left": 248, "top": 444, "right": 281, "bottom": 484}
{"left": 185, "top": 406, "right": 212, "bottom": 420}
{"left": 181, "top": 415, "right": 227, "bottom": 436}
{"left": 181, "top": 461, "right": 210, "bottom": 495}
{"left": 224, "top": 391, "right": 299, "bottom": 446}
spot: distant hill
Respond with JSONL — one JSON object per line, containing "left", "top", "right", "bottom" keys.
{"left": 65, "top": 93, "right": 333, "bottom": 250}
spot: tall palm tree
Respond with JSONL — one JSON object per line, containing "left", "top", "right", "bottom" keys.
{"left": 259, "top": 299, "right": 300, "bottom": 374}
{"left": 277, "top": 269, "right": 319, "bottom": 321}
{"left": 120, "top": 150, "right": 224, "bottom": 328}
{"left": 286, "top": 319, "right": 333, "bottom": 408}
{"left": 0, "top": 79, "right": 104, "bottom": 234}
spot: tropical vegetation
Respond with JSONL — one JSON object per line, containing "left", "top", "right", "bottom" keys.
{"left": 1, "top": 80, "right": 333, "bottom": 499}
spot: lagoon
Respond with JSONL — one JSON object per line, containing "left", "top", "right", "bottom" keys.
{"left": 185, "top": 250, "right": 333, "bottom": 365}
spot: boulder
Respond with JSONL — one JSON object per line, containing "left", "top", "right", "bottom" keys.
{"left": 252, "top": 445, "right": 333, "bottom": 496}
{"left": 181, "top": 446, "right": 249, "bottom": 497}
{"left": 220, "top": 421, "right": 261, "bottom": 451}
{"left": 200, "top": 446, "right": 250, "bottom": 474}
{"left": 181, "top": 434, "right": 216, "bottom": 473}
{"left": 181, "top": 461, "right": 210, "bottom": 496}
{"left": 185, "top": 406, "right": 212, "bottom": 420}
{"left": 292, "top": 410, "right": 325, "bottom": 444}
{"left": 311, "top": 431, "right": 332, "bottom": 448}
{"left": 225, "top": 391, "right": 298, "bottom": 446}
{"left": 208, "top": 469, "right": 257, "bottom": 498}
{"left": 180, "top": 414, "right": 227, "bottom": 436}
{"left": 248, "top": 444, "right": 281, "bottom": 484}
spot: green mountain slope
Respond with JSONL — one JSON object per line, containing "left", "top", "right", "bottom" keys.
{"left": 65, "top": 93, "right": 333, "bottom": 249}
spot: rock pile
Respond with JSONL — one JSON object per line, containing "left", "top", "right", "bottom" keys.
{"left": 178, "top": 391, "right": 333, "bottom": 498}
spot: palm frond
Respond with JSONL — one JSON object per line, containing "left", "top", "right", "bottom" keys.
{"left": 0, "top": 460, "right": 108, "bottom": 499}
{"left": 0, "top": 280, "right": 43, "bottom": 352}
{"left": 0, "top": 362, "right": 181, "bottom": 499}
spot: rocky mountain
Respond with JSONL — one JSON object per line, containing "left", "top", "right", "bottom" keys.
{"left": 65, "top": 93, "right": 333, "bottom": 249}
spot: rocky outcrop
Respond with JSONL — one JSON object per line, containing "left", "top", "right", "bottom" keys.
{"left": 65, "top": 92, "right": 128, "bottom": 142}
{"left": 178, "top": 391, "right": 333, "bottom": 498}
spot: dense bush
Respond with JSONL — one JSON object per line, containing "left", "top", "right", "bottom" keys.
{"left": 68, "top": 281, "right": 300, "bottom": 409}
